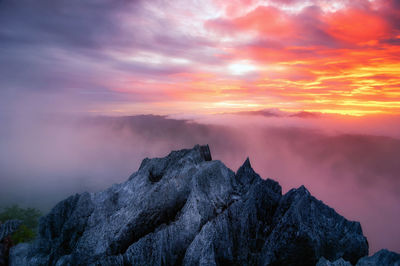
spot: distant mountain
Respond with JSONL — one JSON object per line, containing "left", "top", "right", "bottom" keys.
{"left": 9, "top": 145, "right": 399, "bottom": 265}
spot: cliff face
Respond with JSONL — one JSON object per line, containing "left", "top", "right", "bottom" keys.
{"left": 10, "top": 145, "right": 373, "bottom": 265}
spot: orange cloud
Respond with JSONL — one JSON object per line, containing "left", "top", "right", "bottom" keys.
{"left": 190, "top": 1, "right": 400, "bottom": 116}
{"left": 234, "top": 6, "right": 296, "bottom": 37}
{"left": 95, "top": 0, "right": 400, "bottom": 117}
{"left": 324, "top": 8, "right": 390, "bottom": 44}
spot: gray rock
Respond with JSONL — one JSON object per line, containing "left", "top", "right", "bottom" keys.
{"left": 199, "top": 144, "right": 212, "bottom": 162}
{"left": 183, "top": 159, "right": 282, "bottom": 266}
{"left": 317, "top": 257, "right": 352, "bottom": 266}
{"left": 356, "top": 249, "right": 400, "bottom": 266}
{"left": 9, "top": 145, "right": 373, "bottom": 265}
{"left": 9, "top": 243, "right": 30, "bottom": 266}
{"left": 0, "top": 220, "right": 21, "bottom": 241}
{"left": 0, "top": 220, "right": 22, "bottom": 266}
{"left": 260, "top": 186, "right": 368, "bottom": 265}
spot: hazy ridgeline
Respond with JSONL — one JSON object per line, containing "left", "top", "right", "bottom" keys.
{"left": 0, "top": 114, "right": 399, "bottom": 253}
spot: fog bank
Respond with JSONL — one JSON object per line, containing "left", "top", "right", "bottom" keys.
{"left": 0, "top": 113, "right": 399, "bottom": 253}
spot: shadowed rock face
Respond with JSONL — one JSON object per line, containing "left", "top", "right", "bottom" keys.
{"left": 317, "top": 257, "right": 352, "bottom": 266}
{"left": 319, "top": 249, "right": 400, "bottom": 266}
{"left": 0, "top": 220, "right": 21, "bottom": 265}
{"left": 10, "top": 145, "right": 372, "bottom": 265}
{"left": 356, "top": 249, "right": 400, "bottom": 266}
{"left": 0, "top": 220, "right": 21, "bottom": 242}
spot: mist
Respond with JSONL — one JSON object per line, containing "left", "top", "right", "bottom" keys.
{"left": 0, "top": 112, "right": 399, "bottom": 254}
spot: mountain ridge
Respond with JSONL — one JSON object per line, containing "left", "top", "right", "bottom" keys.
{"left": 9, "top": 145, "right": 399, "bottom": 265}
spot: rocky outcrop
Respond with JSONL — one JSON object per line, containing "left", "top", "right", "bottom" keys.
{"left": 9, "top": 145, "right": 375, "bottom": 265}
{"left": 0, "top": 220, "right": 21, "bottom": 266}
{"left": 356, "top": 249, "right": 400, "bottom": 266}
{"left": 319, "top": 249, "right": 400, "bottom": 266}
{"left": 317, "top": 257, "right": 352, "bottom": 266}
{"left": 260, "top": 185, "right": 368, "bottom": 265}
{"left": 0, "top": 220, "right": 21, "bottom": 242}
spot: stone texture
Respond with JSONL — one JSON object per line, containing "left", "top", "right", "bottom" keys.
{"left": 356, "top": 249, "right": 400, "bottom": 266}
{"left": 9, "top": 145, "right": 375, "bottom": 265}
{"left": 319, "top": 249, "right": 400, "bottom": 266}
{"left": 260, "top": 186, "right": 368, "bottom": 265}
{"left": 0, "top": 220, "right": 21, "bottom": 242}
{"left": 0, "top": 220, "right": 21, "bottom": 266}
{"left": 317, "top": 257, "right": 352, "bottom": 266}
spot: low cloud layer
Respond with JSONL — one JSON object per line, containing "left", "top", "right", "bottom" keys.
{"left": 0, "top": 114, "right": 399, "bottom": 253}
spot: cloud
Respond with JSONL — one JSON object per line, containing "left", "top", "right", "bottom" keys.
{"left": 227, "top": 108, "right": 322, "bottom": 118}
{"left": 206, "top": 1, "right": 397, "bottom": 50}
{"left": 207, "top": 6, "right": 297, "bottom": 37}
{"left": 1, "top": 0, "right": 399, "bottom": 116}
{"left": 0, "top": 113, "right": 400, "bottom": 253}
{"left": 0, "top": 0, "right": 224, "bottom": 112}
{"left": 1, "top": 0, "right": 399, "bottom": 254}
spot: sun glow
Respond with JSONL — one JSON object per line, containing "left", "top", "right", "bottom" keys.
{"left": 11, "top": 0, "right": 397, "bottom": 117}
{"left": 228, "top": 61, "right": 257, "bottom": 76}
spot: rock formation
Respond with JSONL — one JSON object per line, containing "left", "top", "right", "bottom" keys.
{"left": 317, "top": 257, "right": 352, "bottom": 266}
{"left": 356, "top": 249, "right": 400, "bottom": 265}
{"left": 318, "top": 249, "right": 400, "bottom": 266}
{"left": 0, "top": 220, "right": 21, "bottom": 266}
{"left": 0, "top": 220, "right": 21, "bottom": 243}
{"left": 8, "top": 145, "right": 398, "bottom": 265}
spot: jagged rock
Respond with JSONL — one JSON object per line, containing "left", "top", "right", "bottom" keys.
{"left": 317, "top": 257, "right": 352, "bottom": 266}
{"left": 199, "top": 144, "right": 212, "bottom": 161}
{"left": 0, "top": 220, "right": 21, "bottom": 242}
{"left": 183, "top": 160, "right": 282, "bottom": 266}
{"left": 10, "top": 145, "right": 371, "bottom": 265}
{"left": 260, "top": 185, "right": 368, "bottom": 265}
{"left": 7, "top": 243, "right": 29, "bottom": 266}
{"left": 356, "top": 249, "right": 400, "bottom": 266}
{"left": 320, "top": 249, "right": 400, "bottom": 266}
{"left": 0, "top": 220, "right": 22, "bottom": 266}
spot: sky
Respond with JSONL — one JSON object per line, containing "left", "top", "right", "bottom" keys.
{"left": 1, "top": 0, "right": 400, "bottom": 255}
{"left": 1, "top": 0, "right": 400, "bottom": 116}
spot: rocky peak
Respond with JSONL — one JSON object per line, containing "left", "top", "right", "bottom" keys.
{"left": 235, "top": 157, "right": 257, "bottom": 186}
{"left": 9, "top": 145, "right": 398, "bottom": 265}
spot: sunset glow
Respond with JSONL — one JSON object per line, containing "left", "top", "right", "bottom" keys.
{"left": 2, "top": 0, "right": 400, "bottom": 256}
{"left": 0, "top": 0, "right": 400, "bottom": 116}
